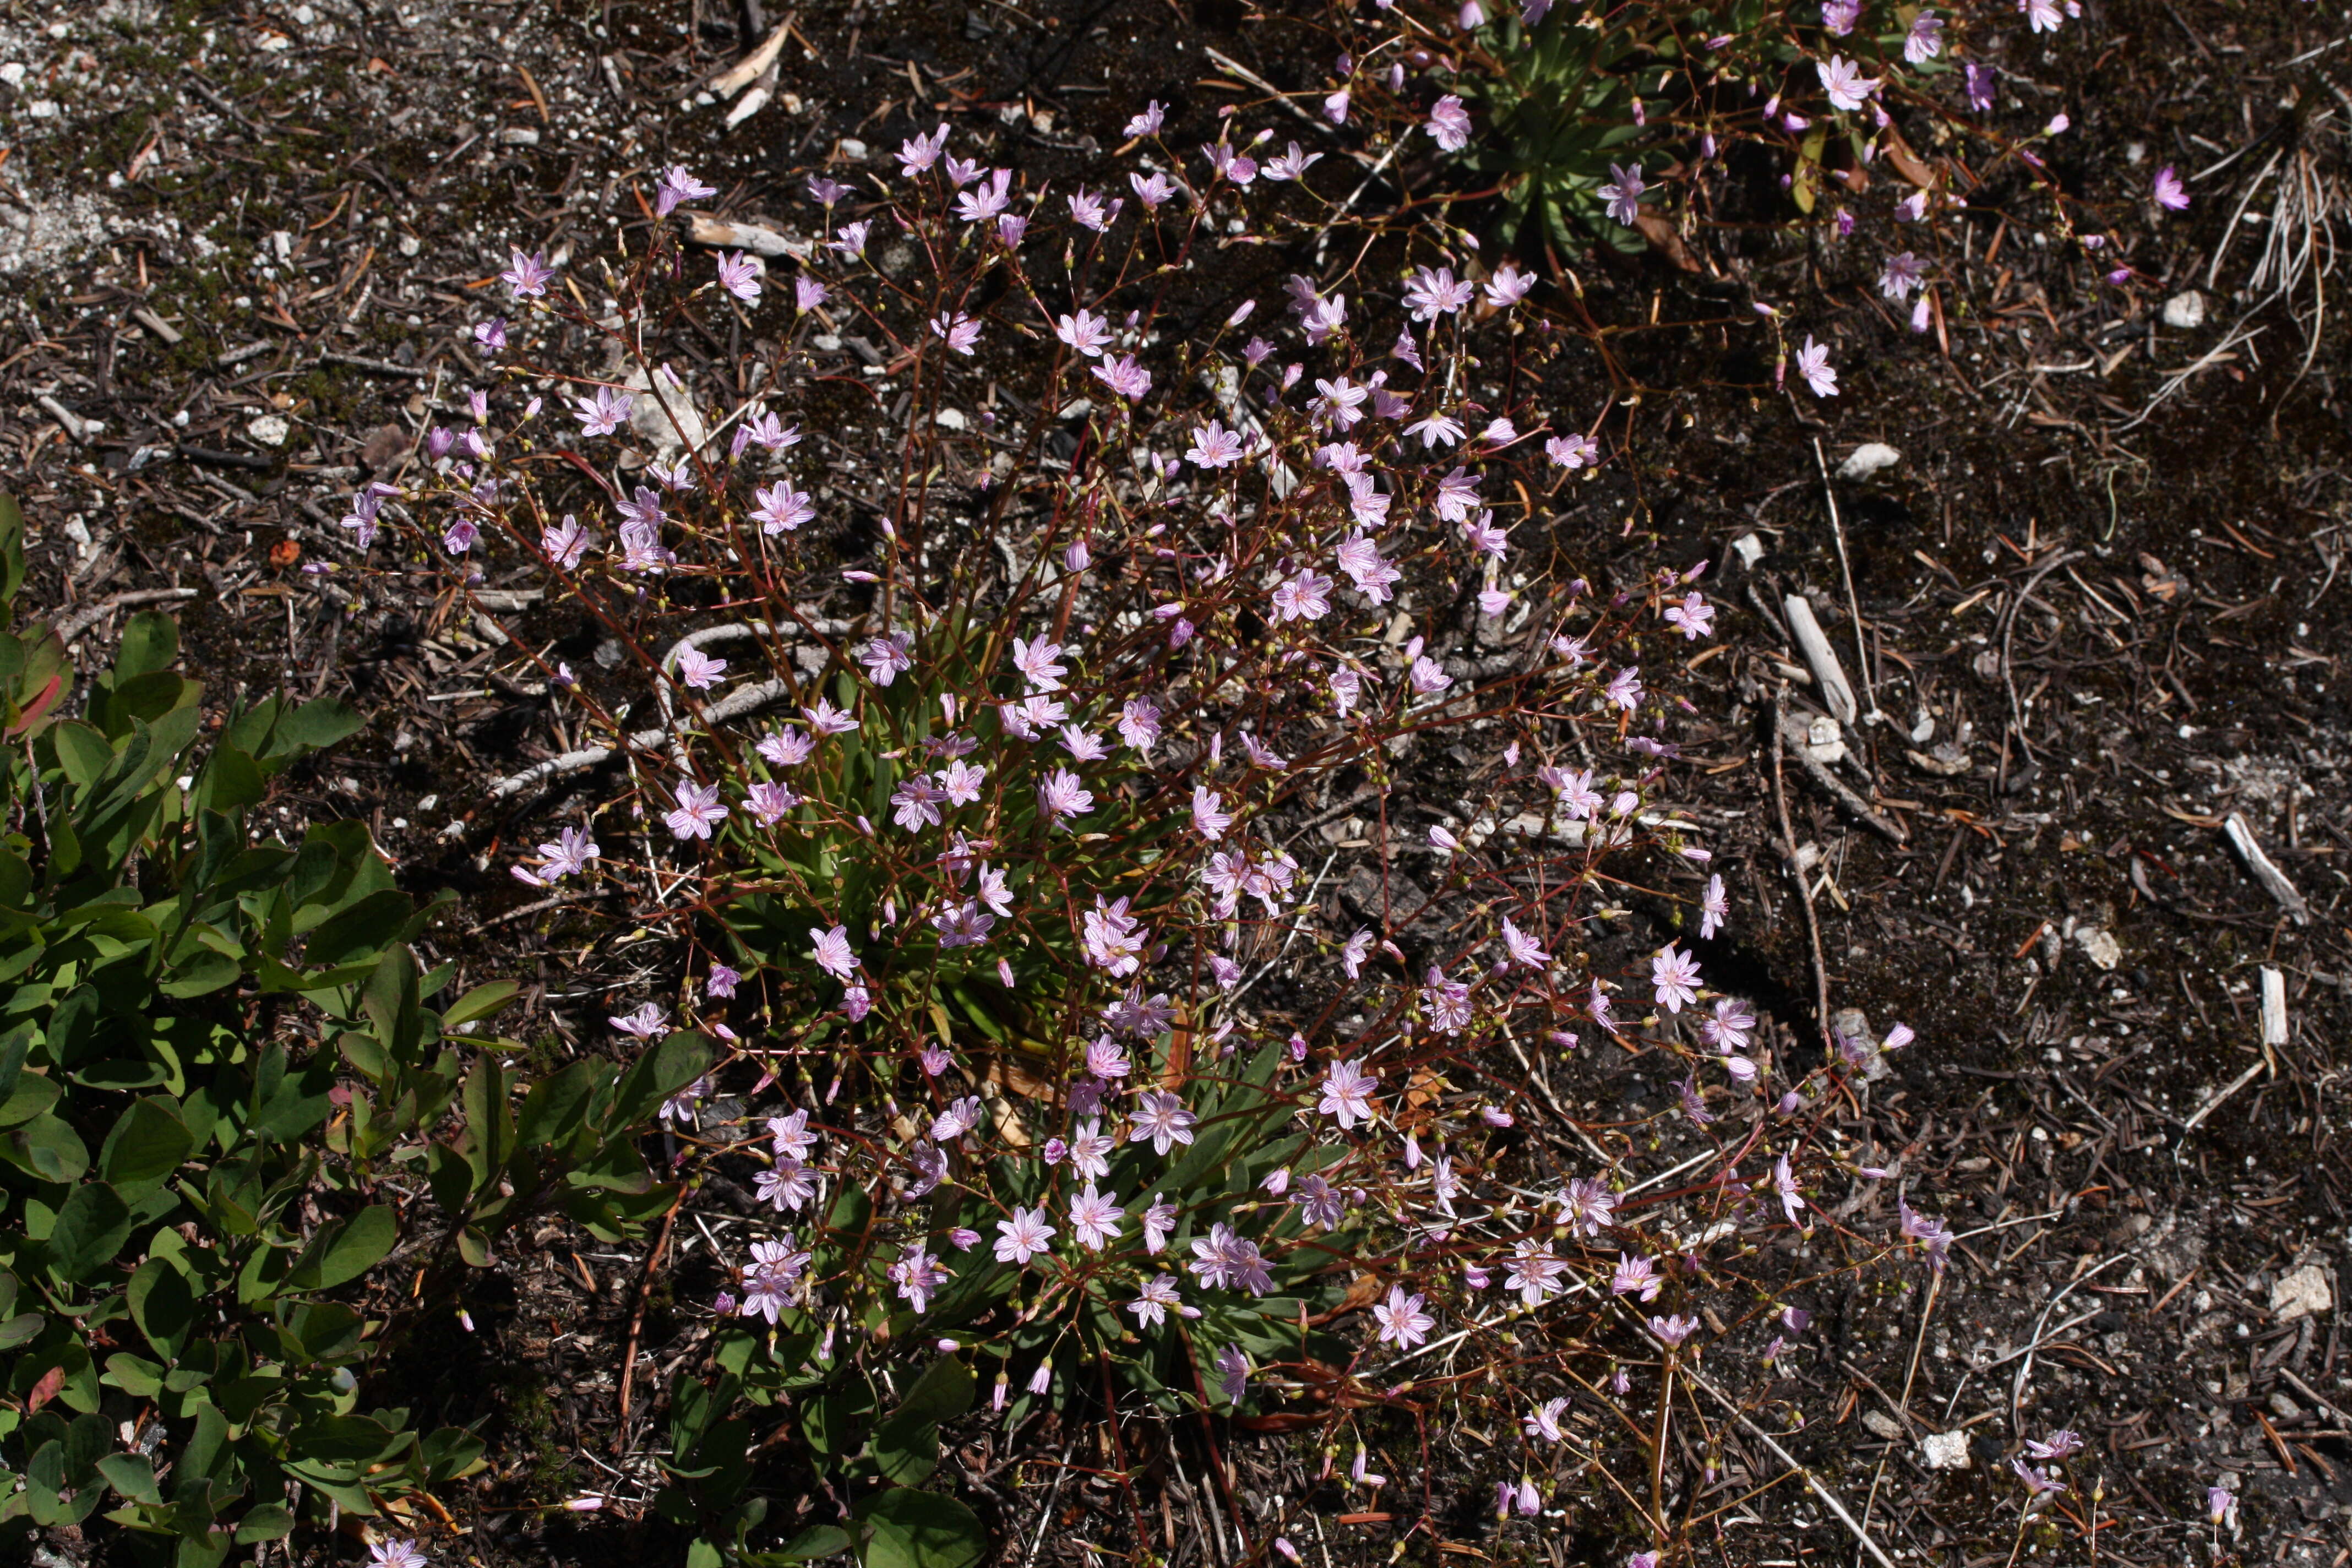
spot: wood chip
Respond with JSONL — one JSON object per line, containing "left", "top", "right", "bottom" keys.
{"left": 705, "top": 15, "right": 792, "bottom": 99}
{"left": 679, "top": 212, "right": 805, "bottom": 260}
{"left": 2223, "top": 811, "right": 2309, "bottom": 925}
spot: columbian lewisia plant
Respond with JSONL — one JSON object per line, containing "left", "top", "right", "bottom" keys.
{"left": 316, "top": 0, "right": 2123, "bottom": 1545}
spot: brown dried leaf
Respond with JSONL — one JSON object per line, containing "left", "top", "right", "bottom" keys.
{"left": 1632, "top": 211, "right": 1700, "bottom": 274}
{"left": 1882, "top": 129, "right": 1937, "bottom": 189}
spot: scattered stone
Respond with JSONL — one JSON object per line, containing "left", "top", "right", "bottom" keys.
{"left": 1805, "top": 713, "right": 1847, "bottom": 765}
{"left": 2272, "top": 1262, "right": 2333, "bottom": 1322}
{"left": 1862, "top": 1410, "right": 1903, "bottom": 1440}
{"left": 1730, "top": 532, "right": 1764, "bottom": 568}
{"left": 2073, "top": 926, "right": 2121, "bottom": 971}
{"left": 1920, "top": 1431, "right": 1971, "bottom": 1470}
{"left": 1837, "top": 442, "right": 1902, "bottom": 480}
{"left": 2163, "top": 290, "right": 2206, "bottom": 329}
{"left": 247, "top": 412, "right": 291, "bottom": 447}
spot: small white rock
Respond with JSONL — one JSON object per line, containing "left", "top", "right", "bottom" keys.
{"left": 1837, "top": 442, "right": 1903, "bottom": 481}
{"left": 1862, "top": 1410, "right": 1903, "bottom": 1440}
{"left": 0, "top": 63, "right": 25, "bottom": 88}
{"left": 1730, "top": 532, "right": 1765, "bottom": 568}
{"left": 2073, "top": 926, "right": 2121, "bottom": 971}
{"left": 1805, "top": 714, "right": 1847, "bottom": 765}
{"left": 934, "top": 408, "right": 968, "bottom": 431}
{"left": 499, "top": 126, "right": 541, "bottom": 146}
{"left": 1920, "top": 1431, "right": 1972, "bottom": 1471}
{"left": 2163, "top": 291, "right": 2206, "bottom": 329}
{"left": 2272, "top": 1264, "right": 2333, "bottom": 1322}
{"left": 247, "top": 413, "right": 291, "bottom": 448}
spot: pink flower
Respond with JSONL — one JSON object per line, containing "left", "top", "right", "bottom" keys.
{"left": 1699, "top": 874, "right": 1728, "bottom": 940}
{"left": 665, "top": 781, "right": 728, "bottom": 840}
{"left": 1772, "top": 1152, "right": 1806, "bottom": 1225}
{"left": 1815, "top": 55, "right": 1880, "bottom": 113}
{"left": 1425, "top": 94, "right": 1472, "bottom": 151}
{"left": 1319, "top": 1059, "right": 1379, "bottom": 1129}
{"left": 714, "top": 251, "right": 762, "bottom": 302}
{"left": 572, "top": 384, "right": 634, "bottom": 437}
{"left": 1188, "top": 420, "right": 1246, "bottom": 467}
{"left": 500, "top": 249, "right": 554, "bottom": 298}
{"left": 1651, "top": 944, "right": 1702, "bottom": 1012}
{"left": 931, "top": 311, "right": 983, "bottom": 355}
{"left": 1371, "top": 1286, "right": 1434, "bottom": 1348}
{"left": 1130, "top": 1090, "right": 1197, "bottom": 1154}
{"left": 655, "top": 165, "right": 716, "bottom": 216}
{"left": 1794, "top": 336, "right": 1838, "bottom": 398}
{"left": 1663, "top": 591, "right": 1714, "bottom": 640}
{"left": 1547, "top": 432, "right": 1601, "bottom": 469}
{"left": 1191, "top": 786, "right": 1232, "bottom": 840}
{"left": 752, "top": 481, "right": 815, "bottom": 534}
{"left": 1038, "top": 766, "right": 1095, "bottom": 825}
{"left": 860, "top": 631, "right": 915, "bottom": 686}
{"left": 1598, "top": 163, "right": 1646, "bottom": 226}
{"left": 1068, "top": 1185, "right": 1125, "bottom": 1250}
{"left": 1500, "top": 917, "right": 1550, "bottom": 970}
{"left": 674, "top": 646, "right": 728, "bottom": 689}
{"left": 810, "top": 925, "right": 858, "bottom": 981}
{"left": 1271, "top": 569, "right": 1333, "bottom": 622}
{"left": 994, "top": 1206, "right": 1056, "bottom": 1265}
{"left": 1610, "top": 1253, "right": 1662, "bottom": 1302}
{"left": 2153, "top": 166, "right": 2189, "bottom": 212}
{"left": 1055, "top": 308, "right": 1112, "bottom": 357}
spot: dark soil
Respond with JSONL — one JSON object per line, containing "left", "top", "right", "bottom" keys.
{"left": 5, "top": 0, "right": 2352, "bottom": 1562}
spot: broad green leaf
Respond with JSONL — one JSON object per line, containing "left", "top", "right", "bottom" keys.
{"left": 892, "top": 1356, "right": 975, "bottom": 1427}
{"left": 127, "top": 1257, "right": 196, "bottom": 1358}
{"left": 441, "top": 980, "right": 520, "bottom": 1029}
{"left": 47, "top": 1181, "right": 133, "bottom": 1282}
{"left": 51, "top": 720, "right": 112, "bottom": 790}
{"left": 233, "top": 1502, "right": 295, "bottom": 1543}
{"left": 858, "top": 1488, "right": 989, "bottom": 1568}
{"left": 286, "top": 1205, "right": 397, "bottom": 1293}
{"left": 609, "top": 1030, "right": 712, "bottom": 1128}
{"left": 303, "top": 889, "right": 415, "bottom": 967}
{"left": 0, "top": 1060, "right": 59, "bottom": 1126}
{"left": 116, "top": 609, "right": 180, "bottom": 680}
{"left": 263, "top": 696, "right": 364, "bottom": 761}
{"left": 516, "top": 1059, "right": 598, "bottom": 1147}
{"left": 100, "top": 1097, "right": 194, "bottom": 1196}
{"left": 4, "top": 1112, "right": 91, "bottom": 1183}
{"left": 97, "top": 1452, "right": 162, "bottom": 1505}
{"left": 760, "top": 1525, "right": 853, "bottom": 1562}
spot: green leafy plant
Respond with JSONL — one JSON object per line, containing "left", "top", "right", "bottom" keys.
{"left": 0, "top": 496, "right": 709, "bottom": 1562}
{"left": 1453, "top": 6, "right": 1660, "bottom": 256}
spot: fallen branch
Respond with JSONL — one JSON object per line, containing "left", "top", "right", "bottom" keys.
{"left": 1778, "top": 712, "right": 1908, "bottom": 845}
{"left": 54, "top": 587, "right": 200, "bottom": 646}
{"left": 1782, "top": 594, "right": 1858, "bottom": 725}
{"left": 488, "top": 677, "right": 796, "bottom": 800}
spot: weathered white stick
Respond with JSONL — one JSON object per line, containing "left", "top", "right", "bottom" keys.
{"left": 1783, "top": 594, "right": 1859, "bottom": 725}
{"left": 680, "top": 213, "right": 805, "bottom": 260}
{"left": 2223, "top": 812, "right": 2310, "bottom": 925}
{"left": 2261, "top": 965, "right": 2289, "bottom": 1046}
{"left": 705, "top": 17, "right": 791, "bottom": 98}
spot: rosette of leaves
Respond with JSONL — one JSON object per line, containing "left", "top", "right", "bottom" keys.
{"left": 0, "top": 498, "right": 709, "bottom": 1562}
{"left": 710, "top": 612, "right": 1183, "bottom": 1055}
{"left": 1449, "top": 4, "right": 1660, "bottom": 255}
